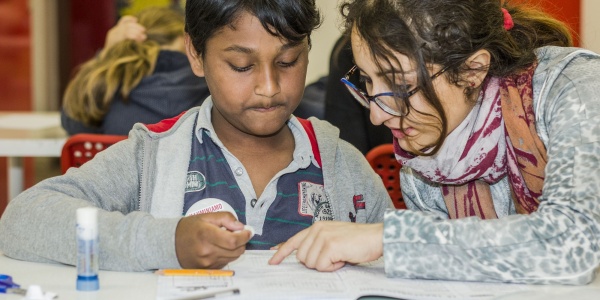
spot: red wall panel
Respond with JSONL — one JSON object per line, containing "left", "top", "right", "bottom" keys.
{"left": 0, "top": 0, "right": 31, "bottom": 215}
{"left": 510, "top": 0, "right": 581, "bottom": 46}
{"left": 68, "top": 1, "right": 116, "bottom": 76}
{"left": 0, "top": 0, "right": 31, "bottom": 111}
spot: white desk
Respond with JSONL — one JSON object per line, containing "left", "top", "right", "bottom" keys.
{"left": 1, "top": 253, "right": 156, "bottom": 299}
{"left": 1, "top": 251, "right": 599, "bottom": 300}
{"left": 0, "top": 112, "right": 67, "bottom": 200}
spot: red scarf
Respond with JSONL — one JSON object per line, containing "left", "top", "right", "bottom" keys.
{"left": 395, "top": 63, "right": 545, "bottom": 219}
{"left": 499, "top": 62, "right": 546, "bottom": 215}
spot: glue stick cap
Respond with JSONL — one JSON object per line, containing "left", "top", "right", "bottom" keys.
{"left": 76, "top": 207, "right": 98, "bottom": 239}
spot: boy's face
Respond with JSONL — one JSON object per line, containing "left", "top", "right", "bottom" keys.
{"left": 185, "top": 11, "right": 309, "bottom": 137}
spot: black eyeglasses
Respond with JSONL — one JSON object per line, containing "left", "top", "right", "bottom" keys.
{"left": 340, "top": 65, "right": 448, "bottom": 117}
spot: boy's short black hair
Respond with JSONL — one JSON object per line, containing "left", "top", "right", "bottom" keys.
{"left": 185, "top": 0, "right": 321, "bottom": 56}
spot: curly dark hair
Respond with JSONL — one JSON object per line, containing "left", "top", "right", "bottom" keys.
{"left": 341, "top": 0, "right": 572, "bottom": 155}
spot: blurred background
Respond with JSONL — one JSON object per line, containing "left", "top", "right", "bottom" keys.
{"left": 0, "top": 0, "right": 597, "bottom": 208}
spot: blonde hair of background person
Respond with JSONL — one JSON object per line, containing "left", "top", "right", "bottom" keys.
{"left": 62, "top": 7, "right": 185, "bottom": 128}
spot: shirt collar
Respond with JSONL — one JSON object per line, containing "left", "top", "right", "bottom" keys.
{"left": 194, "top": 97, "right": 320, "bottom": 169}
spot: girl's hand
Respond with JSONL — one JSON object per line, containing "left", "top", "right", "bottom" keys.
{"left": 268, "top": 221, "right": 384, "bottom": 271}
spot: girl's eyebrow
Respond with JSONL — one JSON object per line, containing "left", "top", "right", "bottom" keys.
{"left": 376, "top": 68, "right": 416, "bottom": 77}
{"left": 357, "top": 67, "right": 417, "bottom": 77}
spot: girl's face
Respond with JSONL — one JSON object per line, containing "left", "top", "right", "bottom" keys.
{"left": 185, "top": 11, "right": 309, "bottom": 138}
{"left": 350, "top": 28, "right": 476, "bottom": 152}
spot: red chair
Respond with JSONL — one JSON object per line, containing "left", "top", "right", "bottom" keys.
{"left": 366, "top": 144, "right": 406, "bottom": 209}
{"left": 60, "top": 134, "right": 127, "bottom": 174}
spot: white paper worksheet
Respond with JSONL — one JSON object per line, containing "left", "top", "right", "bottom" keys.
{"left": 156, "top": 250, "right": 596, "bottom": 300}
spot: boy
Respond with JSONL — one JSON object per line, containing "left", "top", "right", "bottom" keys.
{"left": 0, "top": 0, "right": 392, "bottom": 271}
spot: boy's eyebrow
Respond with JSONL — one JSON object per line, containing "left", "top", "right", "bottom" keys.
{"left": 224, "top": 45, "right": 253, "bottom": 54}
{"left": 281, "top": 40, "right": 304, "bottom": 51}
{"left": 223, "top": 40, "right": 305, "bottom": 54}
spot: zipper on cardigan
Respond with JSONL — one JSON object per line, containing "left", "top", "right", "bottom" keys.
{"left": 138, "top": 138, "right": 150, "bottom": 211}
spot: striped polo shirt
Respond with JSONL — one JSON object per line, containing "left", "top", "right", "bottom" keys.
{"left": 183, "top": 112, "right": 329, "bottom": 249}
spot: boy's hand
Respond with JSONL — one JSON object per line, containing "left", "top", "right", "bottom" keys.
{"left": 175, "top": 212, "right": 252, "bottom": 269}
{"left": 268, "top": 222, "right": 384, "bottom": 271}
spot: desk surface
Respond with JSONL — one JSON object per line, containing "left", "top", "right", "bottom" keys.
{"left": 1, "top": 251, "right": 599, "bottom": 300}
{"left": 1, "top": 253, "right": 157, "bottom": 299}
{"left": 0, "top": 111, "right": 67, "bottom": 157}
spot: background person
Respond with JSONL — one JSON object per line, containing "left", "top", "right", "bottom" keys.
{"left": 61, "top": 6, "right": 210, "bottom": 135}
{"left": 324, "top": 34, "right": 393, "bottom": 154}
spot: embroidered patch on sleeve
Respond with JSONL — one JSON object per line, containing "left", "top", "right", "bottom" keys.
{"left": 353, "top": 194, "right": 366, "bottom": 211}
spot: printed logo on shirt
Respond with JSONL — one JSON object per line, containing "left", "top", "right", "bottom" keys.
{"left": 185, "top": 171, "right": 206, "bottom": 193}
{"left": 298, "top": 181, "right": 333, "bottom": 221}
{"left": 314, "top": 199, "right": 333, "bottom": 222}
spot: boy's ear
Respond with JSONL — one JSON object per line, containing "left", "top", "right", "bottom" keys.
{"left": 464, "top": 49, "right": 491, "bottom": 88}
{"left": 185, "top": 34, "right": 205, "bottom": 77}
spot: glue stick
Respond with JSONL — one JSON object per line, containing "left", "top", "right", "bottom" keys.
{"left": 76, "top": 207, "right": 99, "bottom": 291}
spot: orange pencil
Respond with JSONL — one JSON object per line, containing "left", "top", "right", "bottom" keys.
{"left": 155, "top": 269, "right": 235, "bottom": 277}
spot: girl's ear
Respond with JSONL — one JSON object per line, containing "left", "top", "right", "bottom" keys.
{"left": 464, "top": 49, "right": 491, "bottom": 88}
{"left": 185, "top": 34, "right": 205, "bottom": 77}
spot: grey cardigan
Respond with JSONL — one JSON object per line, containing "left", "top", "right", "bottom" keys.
{"left": 0, "top": 104, "right": 392, "bottom": 271}
{"left": 385, "top": 46, "right": 600, "bottom": 285}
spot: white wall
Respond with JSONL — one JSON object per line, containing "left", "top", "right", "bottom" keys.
{"left": 581, "top": 0, "right": 600, "bottom": 52}
{"left": 306, "top": 0, "right": 343, "bottom": 85}
{"left": 30, "top": 0, "right": 60, "bottom": 111}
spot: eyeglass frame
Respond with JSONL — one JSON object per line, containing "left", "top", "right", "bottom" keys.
{"left": 340, "top": 65, "right": 448, "bottom": 117}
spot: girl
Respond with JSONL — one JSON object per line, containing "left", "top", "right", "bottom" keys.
{"left": 271, "top": 0, "right": 600, "bottom": 285}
